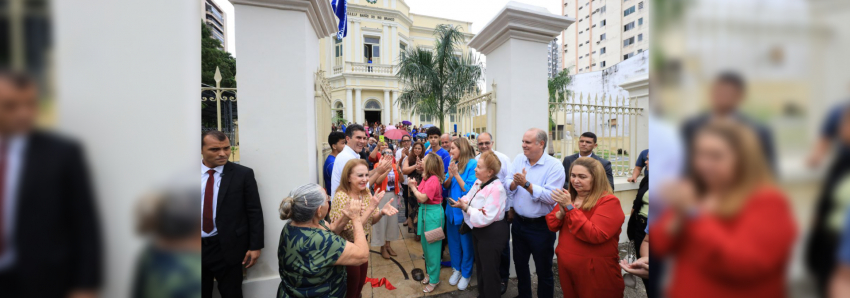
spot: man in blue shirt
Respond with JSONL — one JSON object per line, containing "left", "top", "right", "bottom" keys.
{"left": 506, "top": 128, "right": 566, "bottom": 298}
{"left": 424, "top": 127, "right": 451, "bottom": 173}
{"left": 324, "top": 131, "right": 346, "bottom": 197}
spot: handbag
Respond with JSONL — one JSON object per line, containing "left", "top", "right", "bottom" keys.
{"left": 422, "top": 205, "right": 445, "bottom": 244}
{"left": 623, "top": 240, "right": 638, "bottom": 288}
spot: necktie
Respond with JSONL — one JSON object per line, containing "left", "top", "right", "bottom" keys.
{"left": 0, "top": 139, "right": 8, "bottom": 255}
{"left": 203, "top": 169, "right": 216, "bottom": 234}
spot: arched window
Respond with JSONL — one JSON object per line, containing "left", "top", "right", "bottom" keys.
{"left": 364, "top": 100, "right": 381, "bottom": 110}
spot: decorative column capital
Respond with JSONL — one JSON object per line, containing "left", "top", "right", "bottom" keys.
{"left": 468, "top": 2, "right": 574, "bottom": 55}
{"left": 231, "top": 0, "right": 338, "bottom": 38}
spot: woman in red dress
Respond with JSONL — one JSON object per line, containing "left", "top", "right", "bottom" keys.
{"left": 651, "top": 120, "right": 797, "bottom": 298}
{"left": 546, "top": 157, "right": 625, "bottom": 298}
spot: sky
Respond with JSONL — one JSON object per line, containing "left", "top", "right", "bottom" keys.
{"left": 213, "top": 0, "right": 563, "bottom": 57}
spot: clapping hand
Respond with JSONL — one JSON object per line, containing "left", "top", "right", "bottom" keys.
{"left": 407, "top": 177, "right": 418, "bottom": 188}
{"left": 377, "top": 155, "right": 393, "bottom": 174}
{"left": 513, "top": 168, "right": 528, "bottom": 187}
{"left": 448, "top": 162, "right": 459, "bottom": 178}
{"left": 447, "top": 197, "right": 469, "bottom": 212}
{"left": 371, "top": 190, "right": 385, "bottom": 208}
{"left": 344, "top": 196, "right": 363, "bottom": 222}
{"left": 381, "top": 197, "right": 399, "bottom": 216}
{"left": 552, "top": 188, "right": 572, "bottom": 208}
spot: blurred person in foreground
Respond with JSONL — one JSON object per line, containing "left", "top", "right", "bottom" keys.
{"left": 806, "top": 104, "right": 850, "bottom": 296}
{"left": 0, "top": 70, "right": 102, "bottom": 298}
{"left": 651, "top": 120, "right": 797, "bottom": 298}
{"left": 277, "top": 184, "right": 370, "bottom": 298}
{"left": 201, "top": 130, "right": 264, "bottom": 298}
{"left": 133, "top": 189, "right": 201, "bottom": 298}
{"left": 825, "top": 106, "right": 850, "bottom": 298}
{"left": 681, "top": 72, "right": 777, "bottom": 173}
{"left": 547, "top": 157, "right": 625, "bottom": 298}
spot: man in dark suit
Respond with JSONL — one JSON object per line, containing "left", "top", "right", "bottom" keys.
{"left": 562, "top": 132, "right": 615, "bottom": 191}
{"left": 201, "top": 130, "right": 264, "bottom": 298}
{"left": 681, "top": 72, "right": 776, "bottom": 173}
{"left": 0, "top": 70, "right": 102, "bottom": 298}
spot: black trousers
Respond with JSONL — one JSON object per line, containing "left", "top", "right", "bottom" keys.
{"left": 472, "top": 219, "right": 510, "bottom": 298}
{"left": 499, "top": 211, "right": 511, "bottom": 283}
{"left": 202, "top": 236, "right": 244, "bottom": 298}
{"left": 0, "top": 269, "right": 20, "bottom": 297}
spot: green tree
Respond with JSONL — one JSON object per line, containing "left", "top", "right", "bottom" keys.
{"left": 548, "top": 68, "right": 572, "bottom": 130}
{"left": 201, "top": 22, "right": 236, "bottom": 88}
{"left": 396, "top": 25, "right": 484, "bottom": 131}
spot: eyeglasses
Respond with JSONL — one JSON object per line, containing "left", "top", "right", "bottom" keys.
{"left": 478, "top": 142, "right": 492, "bottom": 146}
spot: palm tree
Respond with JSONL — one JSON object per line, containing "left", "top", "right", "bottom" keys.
{"left": 547, "top": 68, "right": 572, "bottom": 155}
{"left": 548, "top": 68, "right": 573, "bottom": 130}
{"left": 396, "top": 24, "right": 484, "bottom": 132}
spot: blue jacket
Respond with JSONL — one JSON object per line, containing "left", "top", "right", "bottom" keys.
{"left": 445, "top": 159, "right": 477, "bottom": 225}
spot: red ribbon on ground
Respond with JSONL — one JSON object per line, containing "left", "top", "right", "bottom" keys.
{"left": 364, "top": 277, "right": 396, "bottom": 290}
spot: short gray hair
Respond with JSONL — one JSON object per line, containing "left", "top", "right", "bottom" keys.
{"left": 529, "top": 128, "right": 547, "bottom": 148}
{"left": 280, "top": 183, "right": 326, "bottom": 223}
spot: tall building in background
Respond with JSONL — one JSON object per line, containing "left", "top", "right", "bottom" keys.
{"left": 561, "top": 0, "right": 649, "bottom": 74}
{"left": 203, "top": 0, "right": 227, "bottom": 51}
{"left": 548, "top": 38, "right": 560, "bottom": 78}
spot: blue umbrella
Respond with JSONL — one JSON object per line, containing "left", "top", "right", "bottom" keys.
{"left": 417, "top": 133, "right": 427, "bottom": 138}
{"left": 422, "top": 124, "right": 435, "bottom": 128}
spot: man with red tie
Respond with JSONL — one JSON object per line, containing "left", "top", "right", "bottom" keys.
{"left": 201, "top": 130, "right": 263, "bottom": 298}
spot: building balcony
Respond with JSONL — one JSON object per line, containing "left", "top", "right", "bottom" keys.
{"left": 330, "top": 61, "right": 397, "bottom": 76}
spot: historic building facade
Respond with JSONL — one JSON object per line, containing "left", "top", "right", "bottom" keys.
{"left": 319, "top": 0, "right": 474, "bottom": 127}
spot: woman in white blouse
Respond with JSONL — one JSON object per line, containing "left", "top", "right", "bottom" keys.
{"left": 447, "top": 150, "right": 509, "bottom": 298}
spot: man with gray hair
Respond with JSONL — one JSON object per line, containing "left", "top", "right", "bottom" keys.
{"left": 506, "top": 128, "right": 565, "bottom": 298}
{"left": 474, "top": 132, "right": 514, "bottom": 294}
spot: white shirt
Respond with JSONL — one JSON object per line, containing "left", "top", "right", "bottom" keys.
{"left": 201, "top": 162, "right": 224, "bottom": 237}
{"left": 331, "top": 145, "right": 360, "bottom": 200}
{"left": 0, "top": 136, "right": 26, "bottom": 271}
{"left": 506, "top": 153, "right": 566, "bottom": 218}
{"left": 475, "top": 150, "right": 514, "bottom": 208}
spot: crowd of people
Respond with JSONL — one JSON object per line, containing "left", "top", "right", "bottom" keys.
{"left": 199, "top": 71, "right": 850, "bottom": 298}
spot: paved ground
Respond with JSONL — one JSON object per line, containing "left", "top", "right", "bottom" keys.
{"left": 361, "top": 221, "right": 647, "bottom": 298}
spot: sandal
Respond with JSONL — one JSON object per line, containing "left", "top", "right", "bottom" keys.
{"left": 421, "top": 275, "right": 431, "bottom": 285}
{"left": 423, "top": 282, "right": 440, "bottom": 293}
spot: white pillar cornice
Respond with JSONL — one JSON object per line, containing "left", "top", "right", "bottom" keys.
{"left": 468, "top": 2, "right": 573, "bottom": 158}
{"left": 231, "top": 0, "right": 338, "bottom": 39}
{"left": 468, "top": 2, "right": 575, "bottom": 56}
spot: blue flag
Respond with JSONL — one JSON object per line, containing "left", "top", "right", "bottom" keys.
{"left": 331, "top": 0, "right": 347, "bottom": 40}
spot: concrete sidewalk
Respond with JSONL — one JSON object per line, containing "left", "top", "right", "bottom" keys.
{"left": 360, "top": 222, "right": 647, "bottom": 298}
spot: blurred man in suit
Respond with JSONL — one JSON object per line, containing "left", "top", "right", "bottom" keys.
{"left": 562, "top": 132, "right": 614, "bottom": 191}
{"left": 201, "top": 130, "right": 264, "bottom": 298}
{"left": 0, "top": 70, "right": 102, "bottom": 298}
{"left": 681, "top": 72, "right": 776, "bottom": 173}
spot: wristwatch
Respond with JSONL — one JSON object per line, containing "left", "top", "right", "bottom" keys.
{"left": 523, "top": 181, "right": 531, "bottom": 189}
{"left": 565, "top": 204, "right": 575, "bottom": 211}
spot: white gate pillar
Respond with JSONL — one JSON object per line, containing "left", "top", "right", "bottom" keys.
{"left": 620, "top": 74, "right": 649, "bottom": 157}
{"left": 231, "top": 0, "right": 337, "bottom": 296}
{"left": 383, "top": 90, "right": 391, "bottom": 124}
{"left": 469, "top": 2, "right": 574, "bottom": 159}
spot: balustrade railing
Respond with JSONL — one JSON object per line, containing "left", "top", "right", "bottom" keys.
{"left": 348, "top": 61, "right": 394, "bottom": 74}
{"left": 549, "top": 93, "right": 643, "bottom": 177}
